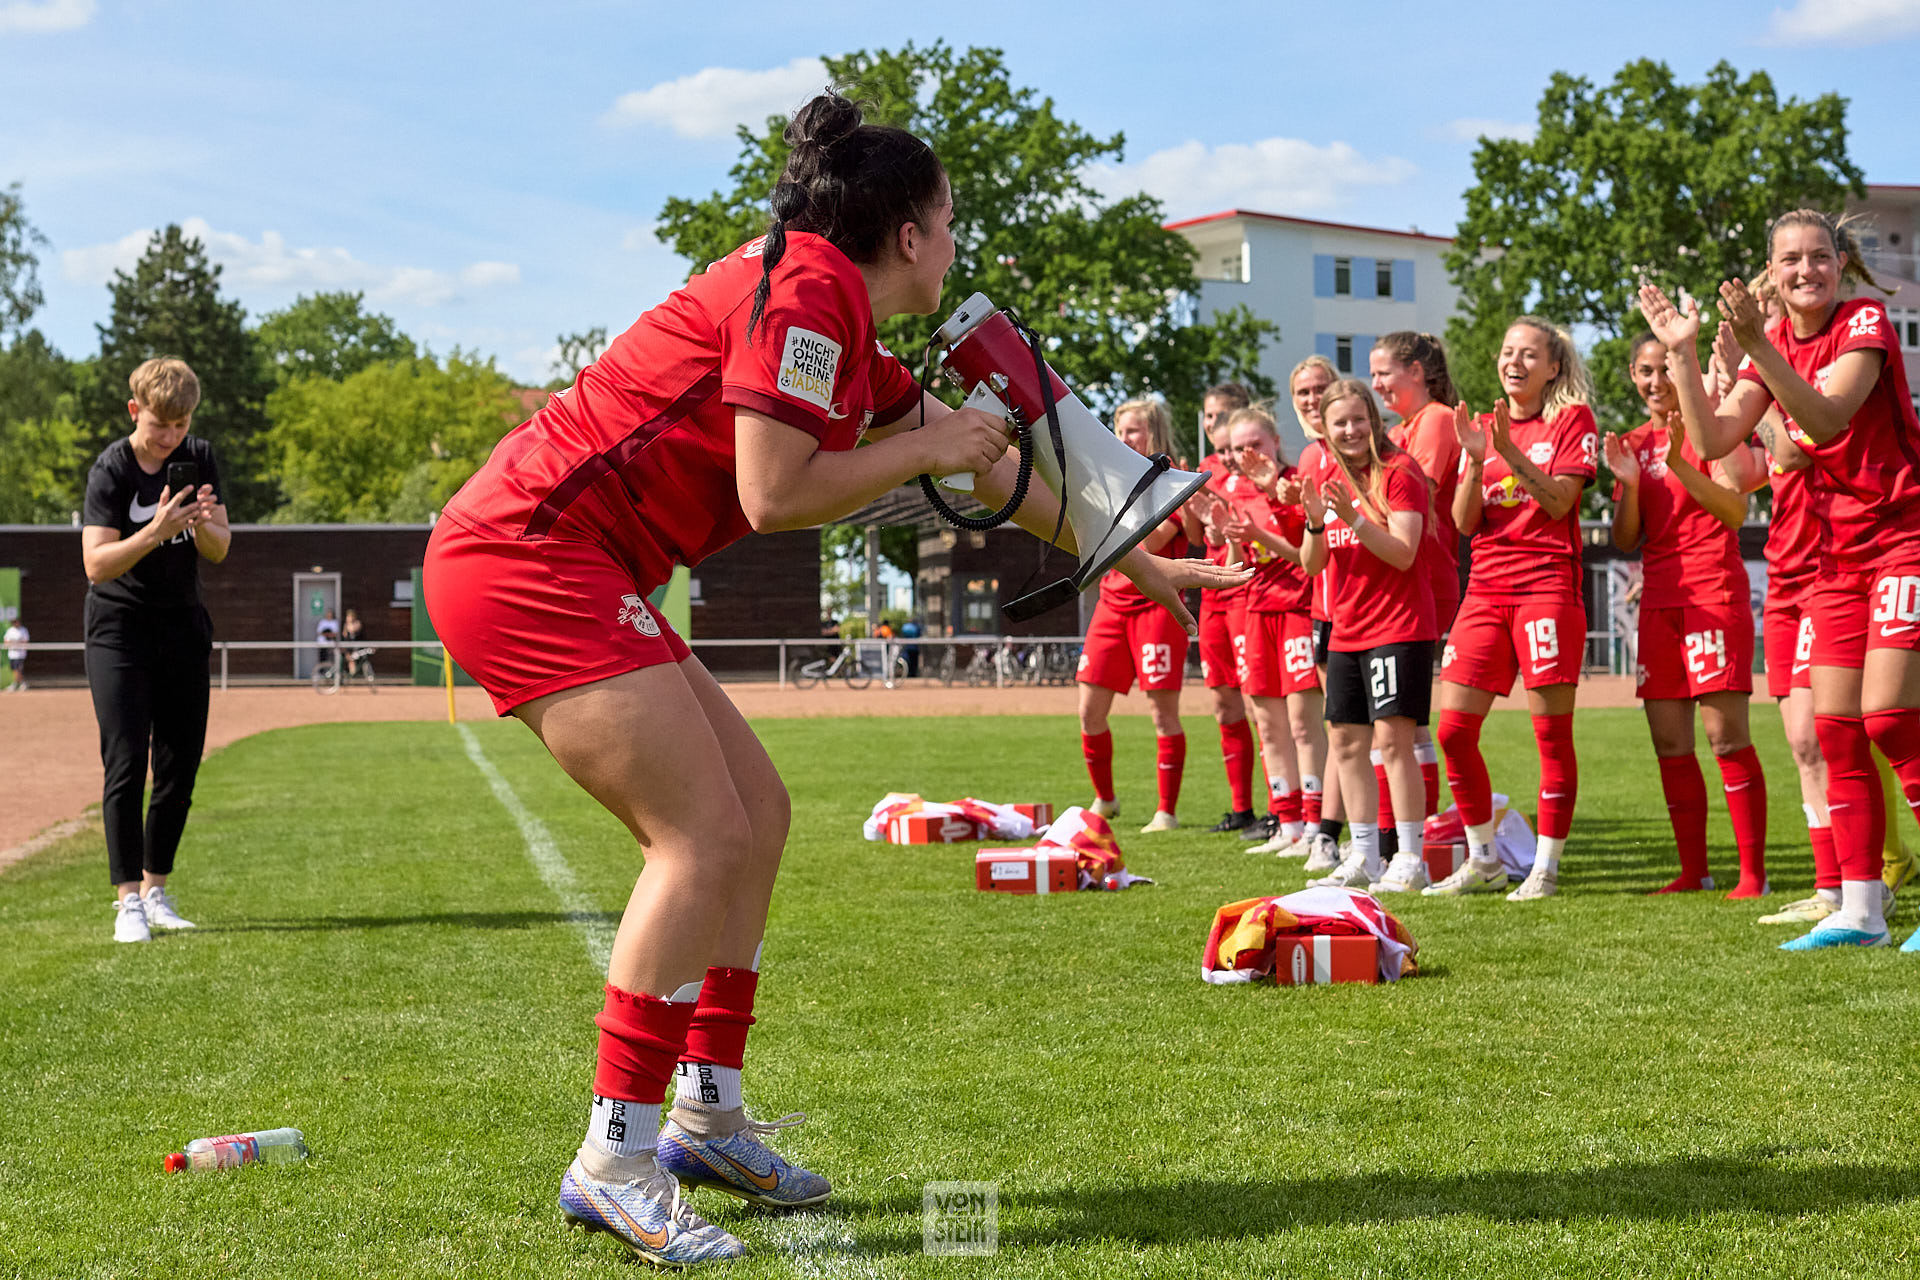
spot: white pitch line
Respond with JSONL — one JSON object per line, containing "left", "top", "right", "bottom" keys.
{"left": 457, "top": 723, "right": 613, "bottom": 972}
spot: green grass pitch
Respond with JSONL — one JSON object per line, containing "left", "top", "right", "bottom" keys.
{"left": 3, "top": 707, "right": 1918, "bottom": 1278}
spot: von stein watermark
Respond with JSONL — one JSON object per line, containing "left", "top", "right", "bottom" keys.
{"left": 923, "top": 1181, "right": 998, "bottom": 1255}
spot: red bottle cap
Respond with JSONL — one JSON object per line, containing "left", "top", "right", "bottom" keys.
{"left": 164, "top": 1152, "right": 188, "bottom": 1173}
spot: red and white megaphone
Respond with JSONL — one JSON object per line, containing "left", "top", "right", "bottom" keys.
{"left": 923, "top": 293, "right": 1210, "bottom": 622}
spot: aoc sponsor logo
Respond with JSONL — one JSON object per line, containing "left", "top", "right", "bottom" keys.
{"left": 617, "top": 594, "right": 661, "bottom": 637}
{"left": 778, "top": 326, "right": 842, "bottom": 410}
{"left": 1848, "top": 306, "right": 1883, "bottom": 340}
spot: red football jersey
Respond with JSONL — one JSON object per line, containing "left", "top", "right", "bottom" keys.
{"left": 1389, "top": 399, "right": 1462, "bottom": 586}
{"left": 1739, "top": 297, "right": 1920, "bottom": 571}
{"left": 1098, "top": 521, "right": 1190, "bottom": 613}
{"left": 442, "top": 232, "right": 921, "bottom": 589}
{"left": 1460, "top": 403, "right": 1598, "bottom": 599}
{"left": 1298, "top": 440, "right": 1335, "bottom": 622}
{"left": 1236, "top": 480, "right": 1311, "bottom": 614}
{"left": 1310, "top": 448, "right": 1437, "bottom": 650}
{"left": 1197, "top": 451, "right": 1254, "bottom": 602}
{"left": 1614, "top": 421, "right": 1745, "bottom": 609}
{"left": 1764, "top": 447, "right": 1821, "bottom": 606}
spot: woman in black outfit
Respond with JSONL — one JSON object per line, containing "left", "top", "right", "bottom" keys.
{"left": 79, "top": 357, "right": 230, "bottom": 944}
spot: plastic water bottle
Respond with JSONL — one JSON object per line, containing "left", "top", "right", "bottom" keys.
{"left": 164, "top": 1127, "right": 309, "bottom": 1173}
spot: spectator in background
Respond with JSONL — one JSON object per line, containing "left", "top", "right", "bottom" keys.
{"left": 341, "top": 608, "right": 368, "bottom": 677}
{"left": 80, "top": 356, "right": 230, "bottom": 944}
{"left": 899, "top": 617, "right": 922, "bottom": 677}
{"left": 4, "top": 618, "right": 26, "bottom": 691}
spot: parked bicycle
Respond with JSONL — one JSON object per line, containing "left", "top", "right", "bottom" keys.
{"left": 313, "top": 643, "right": 377, "bottom": 695}
{"left": 790, "top": 642, "right": 903, "bottom": 690}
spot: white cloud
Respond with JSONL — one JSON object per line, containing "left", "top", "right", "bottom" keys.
{"left": 0, "top": 0, "right": 94, "bottom": 35}
{"left": 602, "top": 56, "right": 828, "bottom": 139}
{"left": 1437, "top": 117, "right": 1537, "bottom": 144}
{"left": 1764, "top": 0, "right": 1920, "bottom": 44}
{"left": 621, "top": 225, "right": 657, "bottom": 252}
{"left": 60, "top": 218, "right": 520, "bottom": 307}
{"left": 1086, "top": 137, "right": 1417, "bottom": 223}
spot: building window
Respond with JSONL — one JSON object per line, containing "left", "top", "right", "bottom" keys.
{"left": 1333, "top": 257, "right": 1351, "bottom": 296}
{"left": 1335, "top": 336, "right": 1353, "bottom": 374}
{"left": 962, "top": 577, "right": 999, "bottom": 634}
{"left": 1892, "top": 307, "right": 1920, "bottom": 350}
{"left": 1376, "top": 260, "right": 1394, "bottom": 298}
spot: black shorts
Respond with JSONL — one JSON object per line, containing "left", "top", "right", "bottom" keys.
{"left": 1312, "top": 618, "right": 1332, "bottom": 668}
{"left": 1326, "top": 641, "right": 1434, "bottom": 726}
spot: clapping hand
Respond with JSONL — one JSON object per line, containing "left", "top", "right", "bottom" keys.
{"left": 1321, "top": 476, "right": 1359, "bottom": 527}
{"left": 1299, "top": 475, "right": 1327, "bottom": 528}
{"left": 1718, "top": 276, "right": 1768, "bottom": 351}
{"left": 1453, "top": 401, "right": 1486, "bottom": 463}
{"left": 1238, "top": 448, "right": 1278, "bottom": 494}
{"left": 1603, "top": 432, "right": 1639, "bottom": 487}
{"left": 1637, "top": 282, "right": 1702, "bottom": 352}
{"left": 1487, "top": 399, "right": 1515, "bottom": 463}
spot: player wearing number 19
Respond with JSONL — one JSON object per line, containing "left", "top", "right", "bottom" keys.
{"left": 1425, "top": 319, "right": 1599, "bottom": 902}
{"left": 1606, "top": 333, "right": 1770, "bottom": 897}
{"left": 1641, "top": 209, "right": 1920, "bottom": 951}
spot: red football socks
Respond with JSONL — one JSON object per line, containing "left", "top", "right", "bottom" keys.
{"left": 1815, "top": 715, "right": 1887, "bottom": 882}
{"left": 682, "top": 966, "right": 759, "bottom": 1071}
{"left": 1532, "top": 713, "right": 1577, "bottom": 841}
{"left": 1082, "top": 730, "right": 1115, "bottom": 803}
{"left": 1811, "top": 823, "right": 1840, "bottom": 891}
{"left": 1715, "top": 745, "right": 1769, "bottom": 897}
{"left": 1436, "top": 710, "right": 1493, "bottom": 827}
{"left": 1655, "top": 754, "right": 1711, "bottom": 892}
{"left": 1864, "top": 708, "right": 1920, "bottom": 819}
{"left": 1420, "top": 759, "right": 1441, "bottom": 819}
{"left": 1156, "top": 733, "right": 1186, "bottom": 814}
{"left": 1301, "top": 777, "right": 1323, "bottom": 826}
{"left": 594, "top": 984, "right": 698, "bottom": 1104}
{"left": 1373, "top": 755, "right": 1396, "bottom": 831}
{"left": 1219, "top": 719, "right": 1255, "bottom": 813}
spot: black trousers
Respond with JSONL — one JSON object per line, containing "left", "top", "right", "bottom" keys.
{"left": 85, "top": 607, "right": 211, "bottom": 886}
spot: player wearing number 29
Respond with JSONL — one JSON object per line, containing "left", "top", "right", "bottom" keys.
{"left": 424, "top": 92, "right": 1243, "bottom": 1267}
{"left": 1641, "top": 208, "right": 1920, "bottom": 952}
{"left": 1606, "top": 333, "right": 1770, "bottom": 898}
{"left": 1076, "top": 397, "right": 1192, "bottom": 833}
{"left": 1297, "top": 380, "right": 1436, "bottom": 893}
{"left": 1426, "top": 318, "right": 1598, "bottom": 902}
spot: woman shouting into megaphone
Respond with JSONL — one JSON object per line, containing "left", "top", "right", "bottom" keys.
{"left": 424, "top": 89, "right": 1247, "bottom": 1268}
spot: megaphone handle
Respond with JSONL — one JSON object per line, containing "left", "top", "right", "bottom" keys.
{"left": 940, "top": 472, "right": 975, "bottom": 492}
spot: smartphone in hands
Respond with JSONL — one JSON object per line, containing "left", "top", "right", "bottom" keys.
{"left": 167, "top": 460, "right": 198, "bottom": 498}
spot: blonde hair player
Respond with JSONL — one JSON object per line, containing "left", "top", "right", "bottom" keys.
{"left": 1640, "top": 208, "right": 1920, "bottom": 951}
{"left": 1076, "top": 397, "right": 1196, "bottom": 833}
{"left": 1286, "top": 355, "right": 1344, "bottom": 867}
{"left": 1425, "top": 318, "right": 1598, "bottom": 902}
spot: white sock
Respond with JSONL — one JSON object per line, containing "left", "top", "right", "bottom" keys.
{"left": 675, "top": 1061, "right": 742, "bottom": 1111}
{"left": 1396, "top": 821, "right": 1424, "bottom": 860}
{"left": 1302, "top": 774, "right": 1322, "bottom": 796}
{"left": 1349, "top": 822, "right": 1382, "bottom": 873}
{"left": 1413, "top": 740, "right": 1438, "bottom": 766}
{"left": 1465, "top": 819, "right": 1499, "bottom": 867}
{"left": 1817, "top": 886, "right": 1843, "bottom": 907}
{"left": 1839, "top": 878, "right": 1886, "bottom": 931}
{"left": 1535, "top": 836, "right": 1565, "bottom": 875}
{"left": 586, "top": 1094, "right": 659, "bottom": 1159}
{"left": 1281, "top": 821, "right": 1305, "bottom": 839}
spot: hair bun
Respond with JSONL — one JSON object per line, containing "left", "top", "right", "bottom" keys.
{"left": 785, "top": 90, "right": 862, "bottom": 155}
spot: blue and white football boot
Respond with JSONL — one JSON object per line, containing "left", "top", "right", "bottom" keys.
{"left": 559, "top": 1150, "right": 746, "bottom": 1267}
{"left": 657, "top": 1105, "right": 831, "bottom": 1209}
{"left": 1778, "top": 916, "right": 1892, "bottom": 951}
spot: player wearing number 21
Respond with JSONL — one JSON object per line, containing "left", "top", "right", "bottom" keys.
{"left": 1426, "top": 318, "right": 1599, "bottom": 903}
{"left": 1640, "top": 208, "right": 1920, "bottom": 952}
{"left": 1607, "top": 332, "right": 1770, "bottom": 898}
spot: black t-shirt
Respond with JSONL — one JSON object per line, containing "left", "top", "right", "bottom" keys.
{"left": 82, "top": 435, "right": 222, "bottom": 626}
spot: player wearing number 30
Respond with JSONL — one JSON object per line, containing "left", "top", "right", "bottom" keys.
{"left": 1296, "top": 380, "right": 1436, "bottom": 893}
{"left": 1641, "top": 209, "right": 1920, "bottom": 951}
{"left": 1075, "top": 397, "right": 1192, "bottom": 833}
{"left": 1607, "top": 333, "right": 1771, "bottom": 898}
{"left": 1426, "top": 318, "right": 1598, "bottom": 902}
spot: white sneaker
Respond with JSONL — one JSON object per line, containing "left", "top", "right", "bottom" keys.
{"left": 1507, "top": 865, "right": 1558, "bottom": 901}
{"left": 143, "top": 886, "right": 196, "bottom": 930}
{"left": 1250, "top": 832, "right": 1306, "bottom": 857}
{"left": 1311, "top": 849, "right": 1384, "bottom": 889}
{"left": 113, "top": 895, "right": 151, "bottom": 944}
{"left": 1302, "top": 834, "right": 1341, "bottom": 874}
{"left": 1091, "top": 797, "right": 1120, "bottom": 820}
{"left": 1139, "top": 810, "right": 1178, "bottom": 834}
{"left": 1369, "top": 852, "right": 1431, "bottom": 894}
{"left": 1422, "top": 857, "right": 1508, "bottom": 897}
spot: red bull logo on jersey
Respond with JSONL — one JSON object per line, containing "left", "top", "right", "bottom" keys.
{"left": 617, "top": 594, "right": 661, "bottom": 637}
{"left": 778, "top": 326, "right": 842, "bottom": 411}
{"left": 1485, "top": 474, "right": 1527, "bottom": 509}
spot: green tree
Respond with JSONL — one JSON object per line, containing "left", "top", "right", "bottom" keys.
{"left": 254, "top": 291, "right": 416, "bottom": 383}
{"left": 547, "top": 327, "right": 608, "bottom": 390}
{"left": 656, "top": 41, "right": 1273, "bottom": 425}
{"left": 263, "top": 352, "right": 521, "bottom": 523}
{"left": 0, "top": 183, "right": 48, "bottom": 340}
{"left": 0, "top": 329, "right": 72, "bottom": 425}
{"left": 0, "top": 413, "right": 87, "bottom": 523}
{"left": 86, "top": 225, "right": 278, "bottom": 518}
{"left": 1446, "top": 60, "right": 1863, "bottom": 432}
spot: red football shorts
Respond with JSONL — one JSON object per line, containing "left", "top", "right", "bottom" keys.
{"left": 1077, "top": 602, "right": 1190, "bottom": 694}
{"left": 1762, "top": 594, "right": 1814, "bottom": 698}
{"left": 1429, "top": 561, "right": 1461, "bottom": 636}
{"left": 1198, "top": 596, "right": 1246, "bottom": 689}
{"left": 1440, "top": 591, "right": 1585, "bottom": 694}
{"left": 1635, "top": 602, "right": 1754, "bottom": 700}
{"left": 1240, "top": 610, "right": 1319, "bottom": 699}
{"left": 1807, "top": 554, "right": 1920, "bottom": 669}
{"left": 424, "top": 517, "right": 691, "bottom": 716}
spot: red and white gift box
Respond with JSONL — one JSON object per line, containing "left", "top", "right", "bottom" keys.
{"left": 1273, "top": 934, "right": 1379, "bottom": 985}
{"left": 974, "top": 848, "right": 1078, "bottom": 895}
{"left": 1422, "top": 840, "right": 1465, "bottom": 882}
{"left": 1011, "top": 802, "right": 1054, "bottom": 828}
{"left": 887, "top": 813, "right": 986, "bottom": 844}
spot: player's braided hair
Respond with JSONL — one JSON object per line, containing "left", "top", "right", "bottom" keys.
{"left": 1374, "top": 331, "right": 1458, "bottom": 408}
{"left": 746, "top": 90, "right": 947, "bottom": 344}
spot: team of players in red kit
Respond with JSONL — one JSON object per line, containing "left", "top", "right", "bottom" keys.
{"left": 1074, "top": 211, "right": 1920, "bottom": 956}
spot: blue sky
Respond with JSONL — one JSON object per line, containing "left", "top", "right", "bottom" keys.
{"left": 4, "top": 0, "right": 1916, "bottom": 385}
